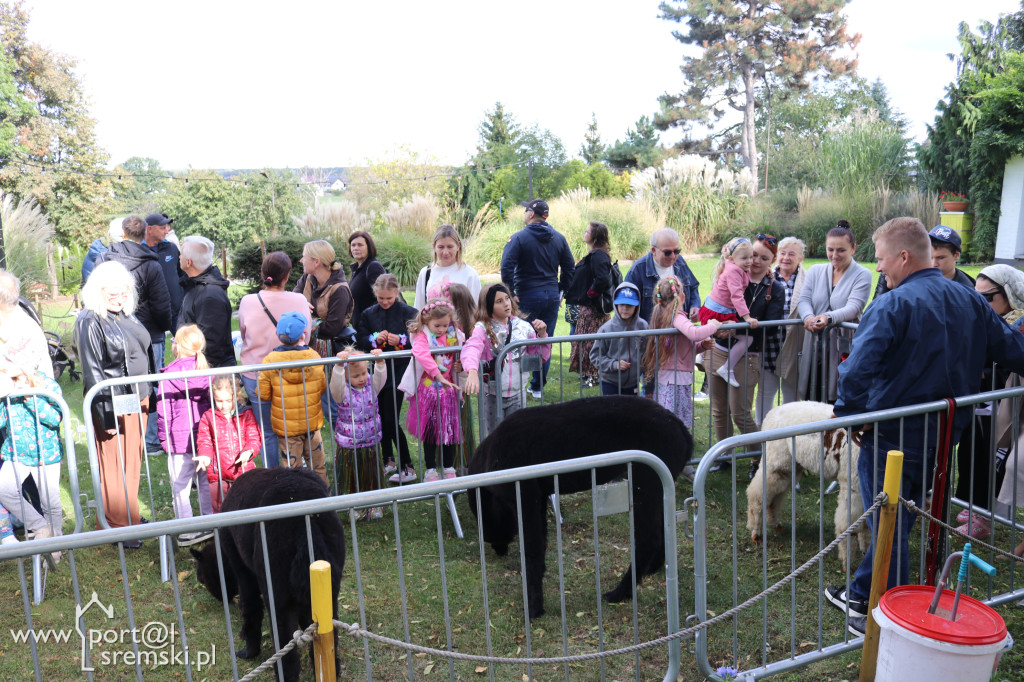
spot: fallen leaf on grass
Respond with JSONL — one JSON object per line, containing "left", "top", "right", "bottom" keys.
{"left": 177, "top": 570, "right": 191, "bottom": 582}
{"left": 423, "top": 662, "right": 433, "bottom": 674}
{"left": 475, "top": 665, "right": 488, "bottom": 673}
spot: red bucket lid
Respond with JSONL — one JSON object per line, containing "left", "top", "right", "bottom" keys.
{"left": 879, "top": 585, "right": 1006, "bottom": 646}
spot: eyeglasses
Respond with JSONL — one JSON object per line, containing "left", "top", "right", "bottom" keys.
{"left": 979, "top": 288, "right": 1003, "bottom": 302}
{"left": 757, "top": 233, "right": 777, "bottom": 246}
{"left": 102, "top": 289, "right": 128, "bottom": 300}
{"left": 659, "top": 248, "right": 681, "bottom": 257}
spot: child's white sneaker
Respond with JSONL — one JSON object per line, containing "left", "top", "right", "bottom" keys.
{"left": 1, "top": 534, "right": 19, "bottom": 545}
{"left": 383, "top": 461, "right": 398, "bottom": 476}
{"left": 442, "top": 467, "right": 457, "bottom": 480}
{"left": 715, "top": 363, "right": 740, "bottom": 388}
{"left": 424, "top": 469, "right": 440, "bottom": 483}
{"left": 389, "top": 467, "right": 417, "bottom": 484}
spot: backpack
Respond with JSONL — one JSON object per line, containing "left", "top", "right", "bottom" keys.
{"left": 600, "top": 262, "right": 624, "bottom": 315}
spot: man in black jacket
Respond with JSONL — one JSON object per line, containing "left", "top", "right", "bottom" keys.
{"left": 144, "top": 213, "right": 184, "bottom": 324}
{"left": 179, "top": 236, "right": 235, "bottom": 368}
{"left": 500, "top": 199, "right": 574, "bottom": 398}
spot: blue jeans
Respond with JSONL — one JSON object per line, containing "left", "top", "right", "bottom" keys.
{"left": 241, "top": 375, "right": 280, "bottom": 468}
{"left": 601, "top": 381, "right": 638, "bottom": 396}
{"left": 517, "top": 291, "right": 560, "bottom": 392}
{"left": 146, "top": 339, "right": 165, "bottom": 449}
{"left": 850, "top": 436, "right": 934, "bottom": 600}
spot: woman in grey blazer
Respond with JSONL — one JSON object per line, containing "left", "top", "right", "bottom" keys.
{"left": 795, "top": 225, "right": 872, "bottom": 403}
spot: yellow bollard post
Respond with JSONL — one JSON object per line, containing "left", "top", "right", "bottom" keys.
{"left": 310, "top": 559, "right": 336, "bottom": 682}
{"left": 859, "top": 449, "right": 904, "bottom": 682}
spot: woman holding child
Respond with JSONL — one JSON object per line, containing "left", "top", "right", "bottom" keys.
{"left": 708, "top": 235, "right": 784, "bottom": 477}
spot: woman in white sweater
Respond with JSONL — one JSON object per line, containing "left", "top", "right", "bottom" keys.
{"left": 413, "top": 225, "right": 482, "bottom": 309}
{"left": 795, "top": 224, "right": 872, "bottom": 403}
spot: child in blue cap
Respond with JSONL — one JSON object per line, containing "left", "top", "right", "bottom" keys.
{"left": 258, "top": 311, "right": 328, "bottom": 485}
{"left": 589, "top": 282, "right": 649, "bottom": 395}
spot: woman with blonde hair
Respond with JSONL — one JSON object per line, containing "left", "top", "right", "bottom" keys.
{"left": 296, "top": 240, "right": 352, "bottom": 426}
{"left": 413, "top": 225, "right": 481, "bottom": 308}
{"left": 74, "top": 261, "right": 155, "bottom": 544}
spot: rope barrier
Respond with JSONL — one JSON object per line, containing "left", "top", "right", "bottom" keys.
{"left": 900, "top": 497, "right": 1024, "bottom": 564}
{"left": 328, "top": 493, "right": 888, "bottom": 666}
{"left": 238, "top": 623, "right": 318, "bottom": 681}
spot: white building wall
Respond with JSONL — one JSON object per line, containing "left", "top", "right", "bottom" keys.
{"left": 995, "top": 155, "right": 1024, "bottom": 262}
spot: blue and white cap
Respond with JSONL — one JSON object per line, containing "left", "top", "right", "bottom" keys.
{"left": 612, "top": 282, "right": 641, "bottom": 307}
{"left": 929, "top": 225, "right": 962, "bottom": 251}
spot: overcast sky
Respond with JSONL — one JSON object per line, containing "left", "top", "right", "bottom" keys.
{"left": 21, "top": 0, "right": 1024, "bottom": 170}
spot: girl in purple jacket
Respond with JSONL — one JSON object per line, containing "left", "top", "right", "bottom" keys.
{"left": 156, "top": 325, "right": 213, "bottom": 545}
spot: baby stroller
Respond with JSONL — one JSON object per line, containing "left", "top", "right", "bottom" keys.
{"left": 17, "top": 296, "right": 80, "bottom": 382}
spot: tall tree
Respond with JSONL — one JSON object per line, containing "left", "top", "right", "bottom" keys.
{"left": 579, "top": 113, "right": 604, "bottom": 164}
{"left": 111, "top": 156, "right": 171, "bottom": 214}
{"left": 657, "top": 0, "right": 859, "bottom": 192}
{"left": 604, "top": 116, "right": 664, "bottom": 170}
{"left": 0, "top": 50, "right": 33, "bottom": 162}
{"left": 0, "top": 0, "right": 112, "bottom": 247}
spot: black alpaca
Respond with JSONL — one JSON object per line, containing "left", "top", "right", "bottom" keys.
{"left": 468, "top": 396, "right": 691, "bottom": 618}
{"left": 191, "top": 467, "right": 345, "bottom": 682}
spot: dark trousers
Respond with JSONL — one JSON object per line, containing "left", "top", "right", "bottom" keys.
{"left": 378, "top": 382, "right": 411, "bottom": 469}
{"left": 850, "top": 436, "right": 934, "bottom": 600}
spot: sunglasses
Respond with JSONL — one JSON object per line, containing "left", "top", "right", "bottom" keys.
{"left": 757, "top": 232, "right": 777, "bottom": 246}
{"left": 979, "top": 288, "right": 1003, "bottom": 302}
{"left": 660, "top": 248, "right": 682, "bottom": 257}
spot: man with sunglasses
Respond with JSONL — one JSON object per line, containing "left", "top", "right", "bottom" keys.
{"left": 624, "top": 227, "right": 701, "bottom": 325}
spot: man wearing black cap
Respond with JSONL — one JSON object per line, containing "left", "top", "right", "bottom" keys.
{"left": 144, "top": 213, "right": 184, "bottom": 327}
{"left": 500, "top": 199, "right": 575, "bottom": 398}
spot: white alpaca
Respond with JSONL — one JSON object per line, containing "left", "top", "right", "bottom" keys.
{"left": 745, "top": 401, "right": 869, "bottom": 565}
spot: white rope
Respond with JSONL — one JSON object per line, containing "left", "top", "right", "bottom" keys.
{"left": 238, "top": 623, "right": 317, "bottom": 681}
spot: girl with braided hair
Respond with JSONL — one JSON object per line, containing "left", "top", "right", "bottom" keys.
{"left": 643, "top": 276, "right": 721, "bottom": 435}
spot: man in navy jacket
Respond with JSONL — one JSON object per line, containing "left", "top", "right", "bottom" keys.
{"left": 827, "top": 217, "right": 1024, "bottom": 635}
{"left": 500, "top": 199, "right": 574, "bottom": 398}
{"left": 624, "top": 227, "right": 701, "bottom": 324}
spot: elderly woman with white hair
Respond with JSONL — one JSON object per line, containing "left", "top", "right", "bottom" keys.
{"left": 763, "top": 236, "right": 808, "bottom": 422}
{"left": 73, "top": 261, "right": 155, "bottom": 542}
{"left": 179, "top": 235, "right": 235, "bottom": 368}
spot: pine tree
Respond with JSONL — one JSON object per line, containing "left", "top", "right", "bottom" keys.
{"left": 657, "top": 0, "right": 859, "bottom": 193}
{"left": 579, "top": 113, "right": 604, "bottom": 164}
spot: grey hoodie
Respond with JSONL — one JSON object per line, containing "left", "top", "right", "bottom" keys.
{"left": 589, "top": 283, "right": 649, "bottom": 389}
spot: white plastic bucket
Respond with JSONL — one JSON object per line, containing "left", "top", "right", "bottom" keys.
{"left": 873, "top": 585, "right": 1010, "bottom": 682}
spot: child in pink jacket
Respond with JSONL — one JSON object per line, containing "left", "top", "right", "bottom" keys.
{"left": 698, "top": 237, "right": 758, "bottom": 387}
{"left": 462, "top": 283, "right": 549, "bottom": 435}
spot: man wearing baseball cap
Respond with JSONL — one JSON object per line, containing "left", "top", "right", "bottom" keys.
{"left": 500, "top": 198, "right": 575, "bottom": 399}
{"left": 872, "top": 224, "right": 974, "bottom": 300}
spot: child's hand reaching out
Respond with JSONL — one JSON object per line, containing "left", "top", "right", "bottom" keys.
{"left": 195, "top": 455, "right": 211, "bottom": 472}
{"left": 744, "top": 316, "right": 759, "bottom": 329}
{"left": 532, "top": 319, "right": 547, "bottom": 336}
{"left": 235, "top": 449, "right": 254, "bottom": 464}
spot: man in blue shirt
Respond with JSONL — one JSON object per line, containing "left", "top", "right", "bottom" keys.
{"left": 500, "top": 199, "right": 575, "bottom": 398}
{"left": 624, "top": 227, "right": 701, "bottom": 325}
{"left": 826, "top": 217, "right": 1024, "bottom": 635}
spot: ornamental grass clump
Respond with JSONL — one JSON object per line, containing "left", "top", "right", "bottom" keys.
{"left": 629, "top": 155, "right": 753, "bottom": 252}
{"left": 292, "top": 200, "right": 373, "bottom": 243}
{"left": 383, "top": 193, "right": 440, "bottom": 237}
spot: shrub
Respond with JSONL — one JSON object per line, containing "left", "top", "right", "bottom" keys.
{"left": 233, "top": 232, "right": 430, "bottom": 292}
{"left": 293, "top": 201, "right": 373, "bottom": 243}
{"left": 629, "top": 155, "right": 752, "bottom": 252}
{"left": 383, "top": 194, "right": 440, "bottom": 237}
{"left": 464, "top": 195, "right": 658, "bottom": 273}
{"left": 374, "top": 231, "right": 431, "bottom": 287}
{"left": 816, "top": 110, "right": 911, "bottom": 194}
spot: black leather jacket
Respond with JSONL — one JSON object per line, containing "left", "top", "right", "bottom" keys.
{"left": 74, "top": 309, "right": 155, "bottom": 430}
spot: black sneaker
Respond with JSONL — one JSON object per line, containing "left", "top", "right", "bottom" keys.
{"left": 825, "top": 585, "right": 868, "bottom": 618}
{"left": 847, "top": 614, "right": 867, "bottom": 637}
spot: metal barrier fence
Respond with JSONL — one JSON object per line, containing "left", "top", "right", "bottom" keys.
{"left": 0, "top": 450, "right": 683, "bottom": 681}
{"left": 691, "top": 385, "right": 1024, "bottom": 680}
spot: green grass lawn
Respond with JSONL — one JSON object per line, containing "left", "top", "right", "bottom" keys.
{"left": 2, "top": 259, "right": 1020, "bottom": 681}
